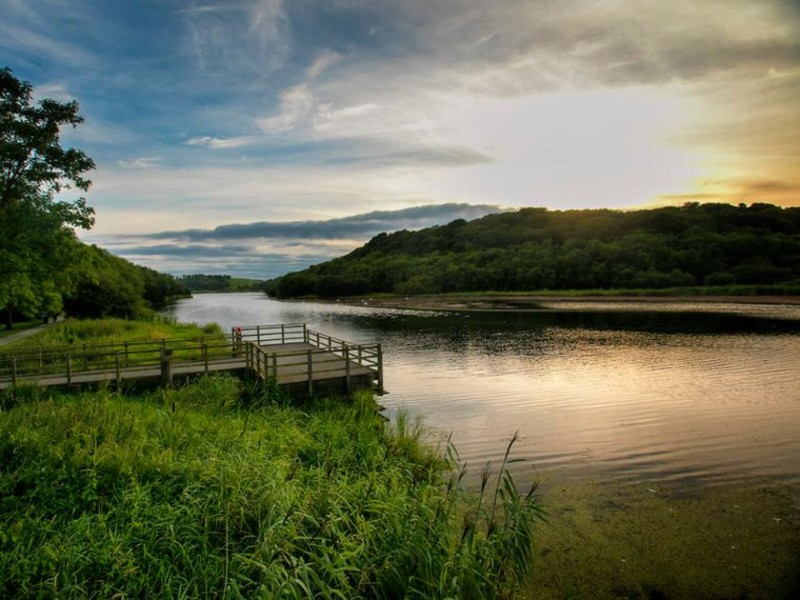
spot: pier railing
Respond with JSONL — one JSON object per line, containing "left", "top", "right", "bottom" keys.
{"left": 1, "top": 324, "right": 382, "bottom": 393}
{"left": 236, "top": 324, "right": 383, "bottom": 393}
{"left": 233, "top": 323, "right": 307, "bottom": 345}
{"left": 0, "top": 336, "right": 236, "bottom": 387}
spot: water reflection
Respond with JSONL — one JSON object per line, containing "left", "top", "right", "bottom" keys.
{"left": 165, "top": 293, "right": 800, "bottom": 488}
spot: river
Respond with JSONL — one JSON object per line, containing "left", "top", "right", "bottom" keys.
{"left": 164, "top": 292, "right": 800, "bottom": 490}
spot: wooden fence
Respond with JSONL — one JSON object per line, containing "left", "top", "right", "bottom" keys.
{"left": 0, "top": 324, "right": 382, "bottom": 395}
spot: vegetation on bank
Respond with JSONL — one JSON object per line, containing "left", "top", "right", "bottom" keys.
{"left": 5, "top": 317, "right": 223, "bottom": 351}
{"left": 0, "top": 377, "right": 542, "bottom": 599}
{"left": 264, "top": 203, "right": 800, "bottom": 299}
{"left": 179, "top": 274, "right": 265, "bottom": 293}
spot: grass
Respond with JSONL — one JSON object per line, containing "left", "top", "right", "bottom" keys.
{"left": 7, "top": 316, "right": 224, "bottom": 349}
{"left": 0, "top": 374, "right": 543, "bottom": 599}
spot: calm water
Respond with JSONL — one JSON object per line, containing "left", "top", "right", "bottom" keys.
{"left": 165, "top": 293, "right": 800, "bottom": 488}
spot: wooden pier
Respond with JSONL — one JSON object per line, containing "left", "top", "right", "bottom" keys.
{"left": 0, "top": 323, "right": 382, "bottom": 397}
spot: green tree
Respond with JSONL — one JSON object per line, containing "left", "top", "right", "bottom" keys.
{"left": 0, "top": 67, "right": 95, "bottom": 328}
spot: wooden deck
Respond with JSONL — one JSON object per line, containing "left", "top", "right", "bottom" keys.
{"left": 0, "top": 324, "right": 382, "bottom": 397}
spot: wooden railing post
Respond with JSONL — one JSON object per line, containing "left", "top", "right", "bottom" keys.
{"left": 66, "top": 355, "right": 73, "bottom": 385}
{"left": 115, "top": 352, "right": 121, "bottom": 388}
{"left": 377, "top": 343, "right": 383, "bottom": 391}
{"left": 11, "top": 358, "right": 17, "bottom": 386}
{"left": 344, "top": 345, "right": 351, "bottom": 394}
{"left": 160, "top": 348, "right": 173, "bottom": 385}
{"left": 202, "top": 341, "right": 209, "bottom": 373}
{"left": 307, "top": 350, "right": 313, "bottom": 398}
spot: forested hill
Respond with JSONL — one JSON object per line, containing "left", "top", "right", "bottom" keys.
{"left": 264, "top": 203, "right": 800, "bottom": 298}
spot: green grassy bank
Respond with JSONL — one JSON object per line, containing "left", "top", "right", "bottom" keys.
{"left": 5, "top": 317, "right": 224, "bottom": 349}
{"left": 0, "top": 372, "right": 541, "bottom": 599}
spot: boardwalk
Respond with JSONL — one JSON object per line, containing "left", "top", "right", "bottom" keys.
{"left": 0, "top": 324, "right": 382, "bottom": 397}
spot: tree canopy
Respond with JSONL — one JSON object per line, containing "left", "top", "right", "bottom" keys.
{"left": 1, "top": 67, "right": 188, "bottom": 326}
{"left": 264, "top": 203, "right": 800, "bottom": 298}
{"left": 0, "top": 67, "right": 97, "bottom": 327}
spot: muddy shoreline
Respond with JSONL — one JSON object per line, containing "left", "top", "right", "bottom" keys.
{"left": 342, "top": 293, "right": 800, "bottom": 312}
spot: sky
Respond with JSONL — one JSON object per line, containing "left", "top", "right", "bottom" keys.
{"left": 2, "top": 0, "right": 799, "bottom": 279}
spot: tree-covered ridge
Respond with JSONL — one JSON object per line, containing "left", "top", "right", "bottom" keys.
{"left": 178, "top": 274, "right": 265, "bottom": 293}
{"left": 264, "top": 203, "right": 800, "bottom": 298}
{"left": 63, "top": 245, "right": 190, "bottom": 319}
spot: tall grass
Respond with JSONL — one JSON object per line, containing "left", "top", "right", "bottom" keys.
{"left": 9, "top": 317, "right": 224, "bottom": 349}
{"left": 0, "top": 375, "right": 542, "bottom": 599}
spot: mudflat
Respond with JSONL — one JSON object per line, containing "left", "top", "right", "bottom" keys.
{"left": 349, "top": 294, "right": 800, "bottom": 312}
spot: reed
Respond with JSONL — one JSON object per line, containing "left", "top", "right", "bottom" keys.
{"left": 0, "top": 375, "right": 542, "bottom": 599}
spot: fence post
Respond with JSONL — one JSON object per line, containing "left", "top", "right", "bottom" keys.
{"left": 124, "top": 341, "right": 129, "bottom": 367}
{"left": 202, "top": 341, "right": 209, "bottom": 373}
{"left": 377, "top": 343, "right": 383, "bottom": 392}
{"left": 233, "top": 328, "right": 243, "bottom": 356}
{"left": 160, "top": 348, "right": 173, "bottom": 385}
{"left": 281, "top": 324, "right": 285, "bottom": 344}
{"left": 11, "top": 358, "right": 17, "bottom": 386}
{"left": 344, "top": 345, "right": 351, "bottom": 394}
{"left": 257, "top": 326, "right": 262, "bottom": 346}
{"left": 67, "top": 355, "right": 73, "bottom": 385}
{"left": 115, "top": 352, "right": 121, "bottom": 388}
{"left": 82, "top": 343, "right": 88, "bottom": 370}
{"left": 307, "top": 350, "right": 313, "bottom": 398}
{"left": 303, "top": 323, "right": 308, "bottom": 343}
{"left": 271, "top": 353, "right": 277, "bottom": 380}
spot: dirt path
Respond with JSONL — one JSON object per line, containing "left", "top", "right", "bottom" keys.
{"left": 0, "top": 324, "right": 50, "bottom": 346}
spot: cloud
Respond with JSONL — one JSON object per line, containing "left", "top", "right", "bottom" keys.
{"left": 307, "top": 50, "right": 340, "bottom": 80}
{"left": 115, "top": 243, "right": 257, "bottom": 258}
{"left": 185, "top": 136, "right": 254, "bottom": 149}
{"left": 117, "top": 157, "right": 161, "bottom": 169}
{"left": 82, "top": 203, "right": 509, "bottom": 278}
{"left": 180, "top": 0, "right": 289, "bottom": 80}
{"left": 257, "top": 84, "right": 315, "bottom": 134}
{"left": 657, "top": 177, "right": 800, "bottom": 206}
{"left": 144, "top": 203, "right": 506, "bottom": 242}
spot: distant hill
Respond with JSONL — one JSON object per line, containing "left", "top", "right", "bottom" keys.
{"left": 263, "top": 203, "right": 800, "bottom": 298}
{"left": 179, "top": 274, "right": 265, "bottom": 293}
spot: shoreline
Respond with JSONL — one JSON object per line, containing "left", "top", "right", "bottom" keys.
{"left": 339, "top": 293, "right": 800, "bottom": 312}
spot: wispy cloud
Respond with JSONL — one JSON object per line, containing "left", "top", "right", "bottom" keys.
{"left": 117, "top": 157, "right": 161, "bottom": 169}
{"left": 82, "top": 203, "right": 507, "bottom": 278}
{"left": 185, "top": 136, "right": 254, "bottom": 149}
{"left": 144, "top": 203, "right": 506, "bottom": 242}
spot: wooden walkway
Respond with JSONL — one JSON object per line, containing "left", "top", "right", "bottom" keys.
{"left": 0, "top": 324, "right": 382, "bottom": 397}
